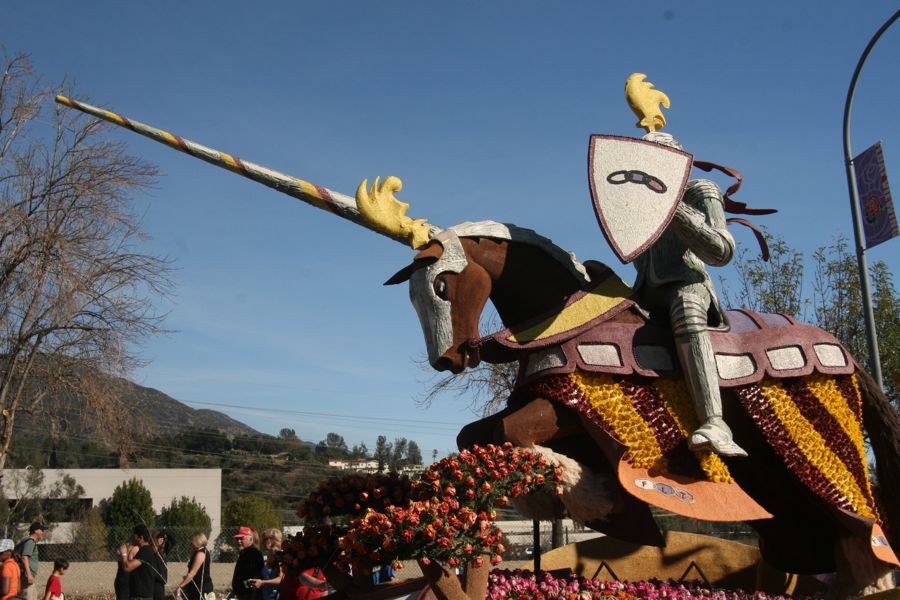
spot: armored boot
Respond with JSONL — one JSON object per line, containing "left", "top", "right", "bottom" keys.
{"left": 674, "top": 332, "right": 748, "bottom": 457}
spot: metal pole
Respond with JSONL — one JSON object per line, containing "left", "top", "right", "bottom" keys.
{"left": 532, "top": 520, "right": 541, "bottom": 573}
{"left": 842, "top": 9, "right": 900, "bottom": 390}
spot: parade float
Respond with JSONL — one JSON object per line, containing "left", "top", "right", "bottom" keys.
{"left": 56, "top": 74, "right": 900, "bottom": 600}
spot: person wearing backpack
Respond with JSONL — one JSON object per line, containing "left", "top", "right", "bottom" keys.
{"left": 0, "top": 539, "right": 21, "bottom": 600}
{"left": 15, "top": 523, "right": 45, "bottom": 600}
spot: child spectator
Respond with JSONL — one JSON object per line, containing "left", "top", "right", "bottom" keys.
{"left": 0, "top": 539, "right": 20, "bottom": 600}
{"left": 42, "top": 560, "right": 68, "bottom": 600}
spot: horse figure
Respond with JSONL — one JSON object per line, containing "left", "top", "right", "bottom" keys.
{"left": 55, "top": 96, "right": 900, "bottom": 600}
{"left": 387, "top": 220, "right": 900, "bottom": 598}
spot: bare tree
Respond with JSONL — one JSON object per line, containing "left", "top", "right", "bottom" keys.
{"left": 720, "top": 228, "right": 808, "bottom": 319}
{"left": 419, "top": 359, "right": 518, "bottom": 418}
{"left": 418, "top": 313, "right": 518, "bottom": 417}
{"left": 0, "top": 53, "right": 172, "bottom": 468}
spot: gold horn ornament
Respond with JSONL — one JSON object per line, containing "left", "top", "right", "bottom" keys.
{"left": 356, "top": 176, "right": 432, "bottom": 249}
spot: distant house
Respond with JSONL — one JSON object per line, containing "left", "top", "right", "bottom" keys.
{"left": 1, "top": 468, "right": 222, "bottom": 542}
{"left": 326, "top": 460, "right": 423, "bottom": 475}
{"left": 326, "top": 459, "right": 380, "bottom": 473}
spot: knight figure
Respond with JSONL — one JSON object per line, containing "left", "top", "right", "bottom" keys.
{"left": 608, "top": 74, "right": 749, "bottom": 457}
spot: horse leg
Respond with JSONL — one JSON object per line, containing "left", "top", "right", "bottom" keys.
{"left": 832, "top": 535, "right": 895, "bottom": 599}
{"left": 456, "top": 397, "right": 582, "bottom": 449}
{"left": 460, "top": 398, "right": 617, "bottom": 525}
{"left": 496, "top": 397, "right": 583, "bottom": 447}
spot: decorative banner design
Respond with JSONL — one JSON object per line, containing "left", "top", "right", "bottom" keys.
{"left": 853, "top": 142, "right": 898, "bottom": 249}
{"left": 588, "top": 135, "right": 692, "bottom": 263}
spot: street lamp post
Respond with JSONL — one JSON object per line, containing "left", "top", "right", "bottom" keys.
{"left": 842, "top": 8, "right": 900, "bottom": 391}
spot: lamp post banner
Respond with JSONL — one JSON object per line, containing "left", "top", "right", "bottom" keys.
{"left": 854, "top": 142, "right": 898, "bottom": 249}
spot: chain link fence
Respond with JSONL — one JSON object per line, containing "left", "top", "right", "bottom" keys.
{"left": 26, "top": 519, "right": 754, "bottom": 598}
{"left": 26, "top": 525, "right": 243, "bottom": 598}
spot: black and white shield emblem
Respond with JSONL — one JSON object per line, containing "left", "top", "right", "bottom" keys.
{"left": 588, "top": 135, "right": 693, "bottom": 263}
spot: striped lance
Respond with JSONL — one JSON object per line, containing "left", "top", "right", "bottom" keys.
{"left": 55, "top": 95, "right": 435, "bottom": 246}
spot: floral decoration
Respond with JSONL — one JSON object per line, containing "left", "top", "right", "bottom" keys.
{"left": 735, "top": 374, "right": 879, "bottom": 520}
{"left": 280, "top": 524, "right": 343, "bottom": 571}
{"left": 294, "top": 444, "right": 563, "bottom": 575}
{"left": 298, "top": 471, "right": 413, "bottom": 522}
{"left": 337, "top": 498, "right": 504, "bottom": 573}
{"left": 487, "top": 570, "right": 825, "bottom": 600}
{"left": 530, "top": 372, "right": 733, "bottom": 483}
{"left": 411, "top": 442, "right": 566, "bottom": 509}
{"left": 336, "top": 444, "right": 563, "bottom": 572}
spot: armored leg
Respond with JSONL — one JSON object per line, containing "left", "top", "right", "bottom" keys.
{"left": 670, "top": 291, "right": 747, "bottom": 457}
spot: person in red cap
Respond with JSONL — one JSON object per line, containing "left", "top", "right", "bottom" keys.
{"left": 231, "top": 527, "right": 263, "bottom": 600}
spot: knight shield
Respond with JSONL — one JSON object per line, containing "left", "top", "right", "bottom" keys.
{"left": 588, "top": 135, "right": 693, "bottom": 263}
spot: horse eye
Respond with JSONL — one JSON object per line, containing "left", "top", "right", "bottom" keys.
{"left": 434, "top": 277, "right": 449, "bottom": 300}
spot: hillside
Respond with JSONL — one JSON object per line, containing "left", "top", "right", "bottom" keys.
{"left": 13, "top": 372, "right": 258, "bottom": 447}
{"left": 123, "top": 380, "right": 259, "bottom": 438}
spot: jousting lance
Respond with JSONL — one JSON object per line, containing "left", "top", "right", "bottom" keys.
{"left": 55, "top": 95, "right": 435, "bottom": 249}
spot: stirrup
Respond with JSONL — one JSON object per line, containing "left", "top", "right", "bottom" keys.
{"left": 689, "top": 422, "right": 748, "bottom": 457}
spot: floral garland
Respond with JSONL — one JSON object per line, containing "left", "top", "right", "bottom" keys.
{"left": 280, "top": 524, "right": 343, "bottom": 571}
{"left": 487, "top": 570, "right": 825, "bottom": 600}
{"left": 337, "top": 498, "right": 504, "bottom": 573}
{"left": 298, "top": 471, "right": 413, "bottom": 522}
{"left": 294, "top": 444, "right": 564, "bottom": 574}
{"left": 412, "top": 442, "right": 566, "bottom": 509}
{"left": 337, "top": 444, "right": 563, "bottom": 573}
{"left": 735, "top": 375, "right": 878, "bottom": 520}
{"left": 531, "top": 373, "right": 732, "bottom": 483}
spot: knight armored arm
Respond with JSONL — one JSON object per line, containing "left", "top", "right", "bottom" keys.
{"left": 670, "top": 180, "right": 735, "bottom": 267}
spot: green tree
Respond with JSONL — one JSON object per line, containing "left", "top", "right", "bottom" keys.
{"left": 725, "top": 232, "right": 899, "bottom": 400}
{"left": 812, "top": 237, "right": 899, "bottom": 399}
{"left": 374, "top": 436, "right": 390, "bottom": 473}
{"left": 315, "top": 433, "right": 348, "bottom": 458}
{"left": 278, "top": 428, "right": 297, "bottom": 441}
{"left": 720, "top": 229, "right": 807, "bottom": 318}
{"left": 158, "top": 496, "right": 212, "bottom": 534}
{"left": 350, "top": 442, "right": 369, "bottom": 458}
{"left": 389, "top": 438, "right": 408, "bottom": 471}
{"left": 406, "top": 441, "right": 423, "bottom": 466}
{"left": 222, "top": 495, "right": 282, "bottom": 534}
{"left": 102, "top": 477, "right": 155, "bottom": 545}
{"left": 71, "top": 506, "right": 108, "bottom": 560}
{"left": 158, "top": 496, "right": 212, "bottom": 560}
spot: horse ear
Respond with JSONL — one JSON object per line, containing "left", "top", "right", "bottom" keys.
{"left": 383, "top": 242, "right": 444, "bottom": 285}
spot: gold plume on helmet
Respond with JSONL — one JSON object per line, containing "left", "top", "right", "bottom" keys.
{"left": 625, "top": 73, "right": 670, "bottom": 133}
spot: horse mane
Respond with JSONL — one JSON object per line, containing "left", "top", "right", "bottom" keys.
{"left": 447, "top": 220, "right": 591, "bottom": 285}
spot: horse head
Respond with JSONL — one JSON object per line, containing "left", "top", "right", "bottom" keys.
{"left": 386, "top": 221, "right": 591, "bottom": 373}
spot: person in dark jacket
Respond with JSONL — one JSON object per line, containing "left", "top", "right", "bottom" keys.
{"left": 152, "top": 531, "right": 172, "bottom": 600}
{"left": 231, "top": 527, "right": 263, "bottom": 600}
{"left": 122, "top": 525, "right": 164, "bottom": 600}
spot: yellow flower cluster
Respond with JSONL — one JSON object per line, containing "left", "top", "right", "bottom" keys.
{"left": 807, "top": 375, "right": 867, "bottom": 462}
{"left": 571, "top": 372, "right": 667, "bottom": 472}
{"left": 653, "top": 379, "right": 733, "bottom": 483}
{"left": 760, "top": 378, "right": 876, "bottom": 519}
{"left": 804, "top": 375, "right": 878, "bottom": 519}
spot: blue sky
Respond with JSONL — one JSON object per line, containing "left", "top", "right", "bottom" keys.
{"left": 3, "top": 2, "right": 899, "bottom": 458}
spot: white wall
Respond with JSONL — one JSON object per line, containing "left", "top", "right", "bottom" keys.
{"left": 1, "top": 468, "right": 222, "bottom": 542}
